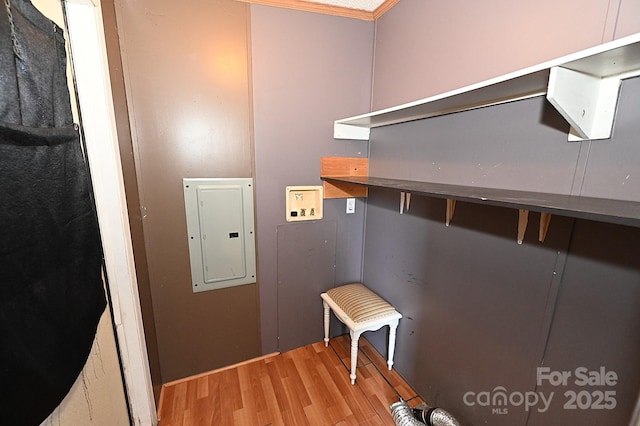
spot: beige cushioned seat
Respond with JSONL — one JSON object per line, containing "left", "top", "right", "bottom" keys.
{"left": 326, "top": 283, "right": 397, "bottom": 323}
{"left": 322, "top": 283, "right": 402, "bottom": 384}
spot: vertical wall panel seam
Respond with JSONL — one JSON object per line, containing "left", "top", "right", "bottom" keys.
{"left": 600, "top": 0, "right": 622, "bottom": 43}
{"left": 569, "top": 141, "right": 592, "bottom": 197}
{"left": 244, "top": 2, "right": 263, "bottom": 354}
{"left": 523, "top": 228, "right": 573, "bottom": 425}
{"left": 600, "top": 0, "right": 623, "bottom": 41}
{"left": 363, "top": 17, "right": 376, "bottom": 283}
{"left": 370, "top": 16, "right": 377, "bottom": 113}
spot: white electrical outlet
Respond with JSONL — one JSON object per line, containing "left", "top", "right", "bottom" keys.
{"left": 346, "top": 198, "right": 355, "bottom": 214}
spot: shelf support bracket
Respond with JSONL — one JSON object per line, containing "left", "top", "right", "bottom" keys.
{"left": 518, "top": 209, "right": 529, "bottom": 244}
{"left": 539, "top": 213, "right": 552, "bottom": 243}
{"left": 546, "top": 66, "right": 622, "bottom": 141}
{"left": 399, "top": 192, "right": 412, "bottom": 214}
{"left": 321, "top": 157, "right": 369, "bottom": 199}
{"left": 446, "top": 199, "right": 456, "bottom": 226}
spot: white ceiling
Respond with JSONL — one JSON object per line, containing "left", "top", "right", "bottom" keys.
{"left": 306, "top": 0, "right": 388, "bottom": 12}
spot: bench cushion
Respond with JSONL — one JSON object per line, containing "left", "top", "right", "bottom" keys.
{"left": 326, "top": 283, "right": 397, "bottom": 323}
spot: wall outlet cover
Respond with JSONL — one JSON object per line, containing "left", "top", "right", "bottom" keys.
{"left": 346, "top": 198, "right": 355, "bottom": 214}
{"left": 285, "top": 186, "right": 323, "bottom": 222}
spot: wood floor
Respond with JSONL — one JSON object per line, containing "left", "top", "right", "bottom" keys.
{"left": 158, "top": 335, "right": 424, "bottom": 425}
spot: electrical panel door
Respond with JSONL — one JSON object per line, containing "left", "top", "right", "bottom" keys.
{"left": 183, "top": 178, "right": 256, "bottom": 292}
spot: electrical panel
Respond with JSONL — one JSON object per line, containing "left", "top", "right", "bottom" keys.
{"left": 183, "top": 178, "right": 256, "bottom": 293}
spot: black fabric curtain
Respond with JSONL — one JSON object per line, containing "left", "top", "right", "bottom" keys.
{"left": 0, "top": 1, "right": 106, "bottom": 424}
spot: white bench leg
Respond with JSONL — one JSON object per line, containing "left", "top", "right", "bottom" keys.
{"left": 387, "top": 320, "right": 399, "bottom": 370}
{"left": 350, "top": 330, "right": 361, "bottom": 384}
{"left": 323, "top": 300, "right": 330, "bottom": 347}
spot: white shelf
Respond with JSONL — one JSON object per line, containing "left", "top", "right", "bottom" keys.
{"left": 334, "top": 32, "right": 640, "bottom": 141}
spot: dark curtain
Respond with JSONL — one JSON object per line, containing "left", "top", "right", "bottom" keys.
{"left": 0, "top": 1, "right": 106, "bottom": 425}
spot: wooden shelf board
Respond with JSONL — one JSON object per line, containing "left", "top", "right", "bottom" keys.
{"left": 322, "top": 176, "right": 640, "bottom": 228}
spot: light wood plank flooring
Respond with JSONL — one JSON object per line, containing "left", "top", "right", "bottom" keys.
{"left": 158, "top": 335, "right": 423, "bottom": 425}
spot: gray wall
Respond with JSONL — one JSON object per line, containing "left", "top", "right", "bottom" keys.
{"left": 371, "top": 0, "right": 638, "bottom": 110}
{"left": 362, "top": 81, "right": 640, "bottom": 425}
{"left": 250, "top": 5, "right": 373, "bottom": 354}
{"left": 359, "top": 2, "right": 640, "bottom": 424}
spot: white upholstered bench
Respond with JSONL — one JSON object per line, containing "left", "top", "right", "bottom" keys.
{"left": 321, "top": 283, "right": 402, "bottom": 384}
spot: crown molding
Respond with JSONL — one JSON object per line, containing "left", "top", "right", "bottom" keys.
{"left": 236, "top": 0, "right": 400, "bottom": 20}
{"left": 373, "top": 0, "right": 400, "bottom": 19}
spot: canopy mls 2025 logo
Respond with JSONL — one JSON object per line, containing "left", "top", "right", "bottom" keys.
{"left": 463, "top": 366, "right": 618, "bottom": 415}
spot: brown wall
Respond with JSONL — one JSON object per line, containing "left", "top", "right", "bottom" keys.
{"left": 100, "top": 0, "right": 162, "bottom": 397}
{"left": 112, "top": 0, "right": 260, "bottom": 381}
